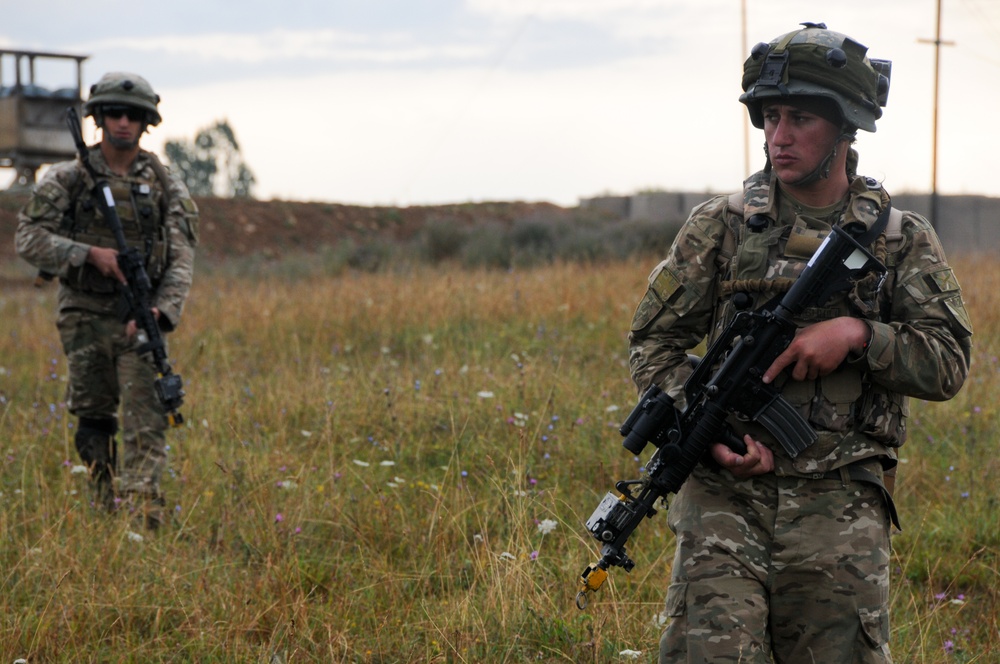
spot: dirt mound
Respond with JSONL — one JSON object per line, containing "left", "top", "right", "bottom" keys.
{"left": 0, "top": 191, "right": 571, "bottom": 263}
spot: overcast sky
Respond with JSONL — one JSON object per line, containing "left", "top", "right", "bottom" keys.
{"left": 3, "top": 0, "right": 999, "bottom": 207}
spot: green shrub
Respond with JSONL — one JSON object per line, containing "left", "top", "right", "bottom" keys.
{"left": 420, "top": 215, "right": 469, "bottom": 262}
{"left": 460, "top": 223, "right": 512, "bottom": 269}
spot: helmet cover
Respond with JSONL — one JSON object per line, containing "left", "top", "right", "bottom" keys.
{"left": 740, "top": 23, "right": 890, "bottom": 132}
{"left": 83, "top": 72, "right": 162, "bottom": 126}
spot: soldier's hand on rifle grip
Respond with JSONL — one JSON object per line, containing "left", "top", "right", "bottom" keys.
{"left": 86, "top": 246, "right": 126, "bottom": 283}
{"left": 126, "top": 307, "right": 160, "bottom": 339}
{"left": 710, "top": 435, "right": 774, "bottom": 479}
{"left": 762, "top": 317, "right": 871, "bottom": 384}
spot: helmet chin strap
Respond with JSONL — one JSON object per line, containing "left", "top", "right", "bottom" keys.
{"left": 763, "top": 128, "right": 855, "bottom": 187}
{"left": 96, "top": 115, "right": 147, "bottom": 150}
{"left": 106, "top": 134, "right": 142, "bottom": 150}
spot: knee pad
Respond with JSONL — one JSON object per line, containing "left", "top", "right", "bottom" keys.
{"left": 75, "top": 417, "right": 118, "bottom": 464}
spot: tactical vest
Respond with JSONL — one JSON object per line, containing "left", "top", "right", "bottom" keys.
{"left": 61, "top": 151, "right": 172, "bottom": 295}
{"left": 712, "top": 170, "right": 908, "bottom": 471}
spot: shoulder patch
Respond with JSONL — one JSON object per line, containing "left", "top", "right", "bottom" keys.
{"left": 631, "top": 263, "right": 685, "bottom": 332}
{"left": 927, "top": 267, "right": 960, "bottom": 293}
{"left": 651, "top": 266, "right": 681, "bottom": 301}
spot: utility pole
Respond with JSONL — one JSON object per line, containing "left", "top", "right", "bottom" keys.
{"left": 918, "top": 0, "right": 955, "bottom": 228}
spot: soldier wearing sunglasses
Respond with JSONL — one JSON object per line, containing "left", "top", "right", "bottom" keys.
{"left": 15, "top": 72, "right": 199, "bottom": 530}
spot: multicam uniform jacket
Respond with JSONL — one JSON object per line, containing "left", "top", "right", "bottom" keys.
{"left": 628, "top": 167, "right": 972, "bottom": 481}
{"left": 15, "top": 146, "right": 198, "bottom": 327}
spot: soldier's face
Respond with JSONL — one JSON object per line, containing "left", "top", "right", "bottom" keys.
{"left": 762, "top": 102, "right": 841, "bottom": 185}
{"left": 101, "top": 106, "right": 143, "bottom": 150}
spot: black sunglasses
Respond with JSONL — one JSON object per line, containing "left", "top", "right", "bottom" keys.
{"left": 100, "top": 105, "right": 145, "bottom": 122}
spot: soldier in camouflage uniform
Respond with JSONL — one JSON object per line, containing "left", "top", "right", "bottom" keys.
{"left": 628, "top": 24, "right": 972, "bottom": 663}
{"left": 15, "top": 72, "right": 198, "bottom": 529}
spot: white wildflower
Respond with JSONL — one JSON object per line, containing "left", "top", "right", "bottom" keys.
{"left": 70, "top": 465, "right": 88, "bottom": 475}
{"left": 477, "top": 391, "right": 494, "bottom": 398}
{"left": 537, "top": 519, "right": 558, "bottom": 535}
{"left": 127, "top": 531, "right": 144, "bottom": 543}
{"left": 499, "top": 551, "right": 516, "bottom": 561}
{"left": 619, "top": 649, "right": 643, "bottom": 659}
{"left": 300, "top": 430, "right": 312, "bottom": 437}
{"left": 605, "top": 404, "right": 621, "bottom": 412}
{"left": 277, "top": 480, "right": 297, "bottom": 490}
{"left": 379, "top": 460, "right": 396, "bottom": 467}
{"left": 353, "top": 459, "right": 370, "bottom": 467}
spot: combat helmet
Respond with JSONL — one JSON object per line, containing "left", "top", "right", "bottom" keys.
{"left": 83, "top": 72, "right": 162, "bottom": 126}
{"left": 740, "top": 23, "right": 890, "bottom": 133}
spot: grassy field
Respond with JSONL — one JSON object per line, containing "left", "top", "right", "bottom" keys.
{"left": 0, "top": 254, "right": 996, "bottom": 663}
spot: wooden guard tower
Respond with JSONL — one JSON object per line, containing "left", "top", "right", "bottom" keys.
{"left": 0, "top": 49, "right": 89, "bottom": 188}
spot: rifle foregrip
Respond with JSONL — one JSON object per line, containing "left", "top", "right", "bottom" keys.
{"left": 651, "top": 400, "right": 729, "bottom": 495}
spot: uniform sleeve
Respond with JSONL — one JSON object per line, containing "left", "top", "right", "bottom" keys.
{"left": 856, "top": 212, "right": 972, "bottom": 401}
{"left": 153, "top": 170, "right": 198, "bottom": 332}
{"left": 627, "top": 196, "right": 731, "bottom": 406}
{"left": 14, "top": 162, "right": 91, "bottom": 276}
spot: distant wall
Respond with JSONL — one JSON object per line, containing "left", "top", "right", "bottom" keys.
{"left": 580, "top": 191, "right": 997, "bottom": 254}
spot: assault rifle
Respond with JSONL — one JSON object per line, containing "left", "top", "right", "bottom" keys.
{"left": 575, "top": 222, "right": 887, "bottom": 609}
{"left": 65, "top": 106, "right": 185, "bottom": 426}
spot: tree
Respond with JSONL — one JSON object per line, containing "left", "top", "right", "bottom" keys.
{"left": 164, "top": 120, "right": 256, "bottom": 198}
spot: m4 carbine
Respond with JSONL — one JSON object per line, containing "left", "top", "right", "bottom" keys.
{"left": 65, "top": 106, "right": 186, "bottom": 426}
{"left": 576, "top": 222, "right": 887, "bottom": 609}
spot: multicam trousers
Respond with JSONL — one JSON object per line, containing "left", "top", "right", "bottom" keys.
{"left": 56, "top": 309, "right": 168, "bottom": 498}
{"left": 658, "top": 464, "right": 893, "bottom": 664}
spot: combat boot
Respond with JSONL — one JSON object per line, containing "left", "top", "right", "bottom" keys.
{"left": 75, "top": 417, "right": 119, "bottom": 511}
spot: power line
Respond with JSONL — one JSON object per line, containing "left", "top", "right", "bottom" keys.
{"left": 954, "top": 0, "right": 1000, "bottom": 67}
{"left": 955, "top": 0, "right": 1000, "bottom": 42}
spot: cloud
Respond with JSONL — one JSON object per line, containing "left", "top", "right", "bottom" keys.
{"left": 467, "top": 0, "right": 679, "bottom": 21}
{"left": 80, "top": 28, "right": 492, "bottom": 66}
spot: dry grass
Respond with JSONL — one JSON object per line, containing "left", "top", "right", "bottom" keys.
{"left": 0, "top": 255, "right": 995, "bottom": 662}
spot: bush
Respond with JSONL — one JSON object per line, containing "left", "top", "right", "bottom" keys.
{"left": 420, "top": 216, "right": 469, "bottom": 262}
{"left": 510, "top": 218, "right": 557, "bottom": 267}
{"left": 461, "top": 223, "right": 513, "bottom": 269}
{"left": 345, "top": 237, "right": 396, "bottom": 272}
